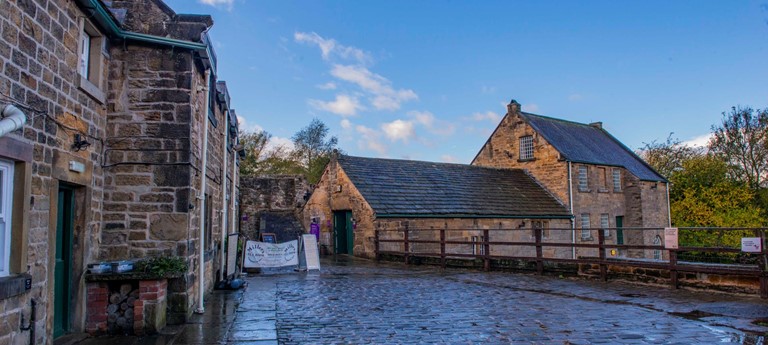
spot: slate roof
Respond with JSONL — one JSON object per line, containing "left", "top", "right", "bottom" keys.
{"left": 520, "top": 113, "right": 666, "bottom": 182}
{"left": 336, "top": 155, "right": 571, "bottom": 218}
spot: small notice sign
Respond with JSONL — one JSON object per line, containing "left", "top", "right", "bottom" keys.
{"left": 664, "top": 227, "right": 679, "bottom": 249}
{"left": 741, "top": 237, "right": 762, "bottom": 253}
{"left": 243, "top": 240, "right": 298, "bottom": 268}
{"left": 302, "top": 234, "right": 321, "bottom": 271}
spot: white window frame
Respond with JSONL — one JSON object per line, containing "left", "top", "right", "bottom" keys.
{"left": 600, "top": 213, "right": 610, "bottom": 237}
{"left": 578, "top": 166, "right": 589, "bottom": 191}
{"left": 0, "top": 160, "right": 14, "bottom": 277}
{"left": 580, "top": 213, "right": 590, "bottom": 239}
{"left": 519, "top": 136, "right": 534, "bottom": 160}
{"left": 77, "top": 18, "right": 106, "bottom": 103}
{"left": 612, "top": 169, "right": 621, "bottom": 192}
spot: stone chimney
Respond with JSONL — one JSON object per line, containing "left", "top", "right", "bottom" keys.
{"left": 589, "top": 122, "right": 603, "bottom": 129}
{"left": 507, "top": 99, "right": 521, "bottom": 115}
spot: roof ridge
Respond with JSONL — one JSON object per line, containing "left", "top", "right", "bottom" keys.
{"left": 521, "top": 112, "right": 596, "bottom": 128}
{"left": 340, "top": 154, "right": 526, "bottom": 172}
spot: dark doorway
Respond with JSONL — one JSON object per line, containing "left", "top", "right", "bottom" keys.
{"left": 616, "top": 216, "right": 624, "bottom": 245}
{"left": 333, "top": 211, "right": 353, "bottom": 255}
{"left": 54, "top": 185, "right": 75, "bottom": 338}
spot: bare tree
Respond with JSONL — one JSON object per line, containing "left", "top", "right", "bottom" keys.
{"left": 709, "top": 106, "right": 768, "bottom": 188}
{"left": 637, "top": 133, "right": 703, "bottom": 179}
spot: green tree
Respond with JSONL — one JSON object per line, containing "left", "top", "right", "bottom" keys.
{"left": 638, "top": 133, "right": 703, "bottom": 179}
{"left": 238, "top": 130, "right": 302, "bottom": 177}
{"left": 291, "top": 118, "right": 338, "bottom": 183}
{"left": 709, "top": 106, "right": 768, "bottom": 189}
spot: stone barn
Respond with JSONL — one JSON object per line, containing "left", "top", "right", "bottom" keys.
{"left": 303, "top": 155, "right": 572, "bottom": 259}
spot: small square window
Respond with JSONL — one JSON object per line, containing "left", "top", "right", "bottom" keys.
{"left": 580, "top": 213, "right": 590, "bottom": 239}
{"left": 519, "top": 136, "right": 534, "bottom": 160}
{"left": 612, "top": 169, "right": 621, "bottom": 191}
{"left": 578, "top": 166, "right": 589, "bottom": 191}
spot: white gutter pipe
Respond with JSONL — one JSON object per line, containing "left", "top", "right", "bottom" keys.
{"left": 219, "top": 110, "right": 228, "bottom": 282}
{"left": 567, "top": 161, "right": 576, "bottom": 259}
{"left": 0, "top": 104, "right": 27, "bottom": 137}
{"left": 229, "top": 135, "right": 237, "bottom": 276}
{"left": 196, "top": 69, "right": 211, "bottom": 314}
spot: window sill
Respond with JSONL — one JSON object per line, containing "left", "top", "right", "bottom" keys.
{"left": 613, "top": 189, "right": 622, "bottom": 193}
{"left": 517, "top": 158, "right": 536, "bottom": 163}
{"left": 580, "top": 237, "right": 594, "bottom": 242}
{"left": 77, "top": 76, "right": 105, "bottom": 104}
{"left": 0, "top": 273, "right": 32, "bottom": 300}
{"left": 578, "top": 189, "right": 591, "bottom": 193}
{"left": 598, "top": 188, "right": 609, "bottom": 193}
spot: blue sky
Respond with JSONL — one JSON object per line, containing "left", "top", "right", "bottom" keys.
{"left": 164, "top": 0, "right": 768, "bottom": 164}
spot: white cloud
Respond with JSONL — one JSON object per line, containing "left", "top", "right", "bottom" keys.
{"left": 317, "top": 82, "right": 337, "bottom": 90}
{"left": 308, "top": 94, "right": 364, "bottom": 117}
{"left": 441, "top": 155, "right": 460, "bottom": 163}
{"left": 381, "top": 120, "right": 416, "bottom": 142}
{"left": 266, "top": 136, "right": 295, "bottom": 154}
{"left": 522, "top": 103, "right": 540, "bottom": 113}
{"left": 481, "top": 85, "right": 496, "bottom": 94}
{"left": 294, "top": 32, "right": 371, "bottom": 64}
{"left": 409, "top": 110, "right": 434, "bottom": 127}
{"left": 408, "top": 110, "right": 455, "bottom": 136}
{"left": 340, "top": 119, "right": 352, "bottom": 129}
{"left": 683, "top": 133, "right": 713, "bottom": 148}
{"left": 568, "top": 93, "right": 583, "bottom": 101}
{"left": 331, "top": 64, "right": 418, "bottom": 111}
{"left": 471, "top": 111, "right": 501, "bottom": 123}
{"left": 237, "top": 116, "right": 263, "bottom": 133}
{"left": 198, "top": 0, "right": 233, "bottom": 9}
{"left": 355, "top": 125, "right": 387, "bottom": 154}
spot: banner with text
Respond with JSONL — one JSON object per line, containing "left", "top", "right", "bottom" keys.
{"left": 244, "top": 240, "right": 298, "bottom": 268}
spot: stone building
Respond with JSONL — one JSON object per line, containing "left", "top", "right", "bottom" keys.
{"left": 472, "top": 100, "right": 669, "bottom": 258}
{"left": 0, "top": 0, "right": 239, "bottom": 343}
{"left": 303, "top": 155, "right": 572, "bottom": 259}
{"left": 239, "top": 175, "right": 310, "bottom": 244}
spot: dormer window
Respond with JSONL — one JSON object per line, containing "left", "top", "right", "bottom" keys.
{"left": 519, "top": 135, "right": 534, "bottom": 160}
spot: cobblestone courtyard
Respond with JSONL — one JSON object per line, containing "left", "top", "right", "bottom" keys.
{"left": 199, "top": 256, "right": 766, "bottom": 345}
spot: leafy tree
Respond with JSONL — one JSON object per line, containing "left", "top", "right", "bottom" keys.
{"left": 638, "top": 134, "right": 703, "bottom": 179}
{"left": 238, "top": 130, "right": 271, "bottom": 176}
{"left": 291, "top": 118, "right": 338, "bottom": 183}
{"left": 709, "top": 106, "right": 768, "bottom": 189}
{"left": 238, "top": 130, "right": 302, "bottom": 177}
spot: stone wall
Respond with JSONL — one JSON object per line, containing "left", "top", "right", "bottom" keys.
{"left": 240, "top": 175, "right": 309, "bottom": 241}
{"left": 0, "top": 0, "right": 110, "bottom": 343}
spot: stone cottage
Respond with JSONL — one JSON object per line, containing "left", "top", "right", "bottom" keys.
{"left": 303, "top": 155, "right": 572, "bottom": 259}
{"left": 0, "top": 0, "right": 240, "bottom": 343}
{"left": 472, "top": 100, "right": 669, "bottom": 259}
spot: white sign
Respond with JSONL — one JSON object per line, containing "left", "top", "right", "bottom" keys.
{"left": 226, "top": 233, "right": 238, "bottom": 276}
{"left": 302, "top": 234, "right": 321, "bottom": 271}
{"left": 741, "top": 237, "right": 763, "bottom": 253}
{"left": 243, "top": 240, "right": 298, "bottom": 268}
{"left": 664, "top": 227, "right": 679, "bottom": 249}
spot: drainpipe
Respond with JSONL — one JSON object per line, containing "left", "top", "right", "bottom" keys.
{"left": 219, "top": 110, "right": 228, "bottom": 282}
{"left": 0, "top": 104, "right": 27, "bottom": 137}
{"left": 196, "top": 69, "right": 211, "bottom": 314}
{"left": 229, "top": 136, "right": 237, "bottom": 275}
{"left": 666, "top": 182, "right": 671, "bottom": 227}
{"left": 567, "top": 161, "right": 575, "bottom": 259}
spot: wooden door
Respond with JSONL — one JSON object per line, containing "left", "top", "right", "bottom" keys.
{"left": 54, "top": 186, "right": 74, "bottom": 338}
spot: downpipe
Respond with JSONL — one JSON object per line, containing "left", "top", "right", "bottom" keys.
{"left": 568, "top": 161, "right": 576, "bottom": 259}
{"left": 20, "top": 299, "right": 36, "bottom": 344}
{"left": 196, "top": 69, "right": 211, "bottom": 314}
{"left": 0, "top": 104, "right": 27, "bottom": 137}
{"left": 219, "top": 110, "right": 228, "bottom": 282}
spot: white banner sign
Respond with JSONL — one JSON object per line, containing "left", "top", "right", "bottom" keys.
{"left": 302, "top": 234, "right": 321, "bottom": 271}
{"left": 741, "top": 237, "right": 762, "bottom": 253}
{"left": 244, "top": 240, "right": 298, "bottom": 268}
{"left": 664, "top": 227, "right": 679, "bottom": 249}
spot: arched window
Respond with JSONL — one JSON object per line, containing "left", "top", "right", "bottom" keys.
{"left": 653, "top": 235, "right": 662, "bottom": 260}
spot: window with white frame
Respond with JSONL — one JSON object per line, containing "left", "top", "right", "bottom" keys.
{"left": 653, "top": 235, "right": 662, "bottom": 260}
{"left": 519, "top": 136, "right": 534, "bottom": 160}
{"left": 580, "top": 213, "right": 590, "bottom": 239}
{"left": 578, "top": 166, "right": 589, "bottom": 191}
{"left": 612, "top": 169, "right": 621, "bottom": 191}
{"left": 600, "top": 213, "right": 610, "bottom": 237}
{"left": 531, "top": 220, "right": 549, "bottom": 239}
{"left": 0, "top": 160, "right": 14, "bottom": 277}
{"left": 77, "top": 18, "right": 106, "bottom": 102}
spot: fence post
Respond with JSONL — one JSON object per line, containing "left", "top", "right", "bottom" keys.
{"left": 669, "top": 249, "right": 678, "bottom": 289}
{"left": 483, "top": 228, "right": 490, "bottom": 271}
{"left": 374, "top": 222, "right": 380, "bottom": 262}
{"left": 441, "top": 222, "right": 446, "bottom": 268}
{"left": 761, "top": 229, "right": 767, "bottom": 299}
{"left": 598, "top": 227, "right": 607, "bottom": 282}
{"left": 535, "top": 226, "right": 543, "bottom": 275}
{"left": 404, "top": 222, "right": 410, "bottom": 265}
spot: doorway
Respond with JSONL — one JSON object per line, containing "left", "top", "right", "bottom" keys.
{"left": 54, "top": 185, "right": 75, "bottom": 338}
{"left": 615, "top": 216, "right": 624, "bottom": 245}
{"left": 333, "top": 211, "right": 353, "bottom": 255}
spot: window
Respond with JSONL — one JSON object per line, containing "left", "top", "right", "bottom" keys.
{"left": 205, "top": 194, "right": 212, "bottom": 250}
{"left": 0, "top": 160, "right": 14, "bottom": 277}
{"left": 580, "top": 213, "right": 591, "bottom": 239}
{"left": 653, "top": 235, "right": 662, "bottom": 260}
{"left": 532, "top": 220, "right": 549, "bottom": 239}
{"left": 612, "top": 169, "right": 621, "bottom": 191}
{"left": 578, "top": 166, "right": 589, "bottom": 191}
{"left": 77, "top": 18, "right": 106, "bottom": 103}
{"left": 519, "top": 136, "right": 534, "bottom": 160}
{"left": 600, "top": 213, "right": 610, "bottom": 237}
{"left": 598, "top": 168, "right": 607, "bottom": 191}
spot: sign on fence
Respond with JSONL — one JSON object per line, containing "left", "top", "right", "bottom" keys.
{"left": 243, "top": 240, "right": 298, "bottom": 268}
{"left": 664, "top": 227, "right": 678, "bottom": 249}
{"left": 741, "top": 237, "right": 762, "bottom": 253}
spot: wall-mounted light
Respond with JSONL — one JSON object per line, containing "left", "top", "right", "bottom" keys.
{"left": 73, "top": 134, "right": 91, "bottom": 152}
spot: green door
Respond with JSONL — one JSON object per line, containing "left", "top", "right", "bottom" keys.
{"left": 615, "top": 216, "right": 624, "bottom": 245}
{"left": 54, "top": 186, "right": 74, "bottom": 338}
{"left": 333, "top": 211, "right": 353, "bottom": 255}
